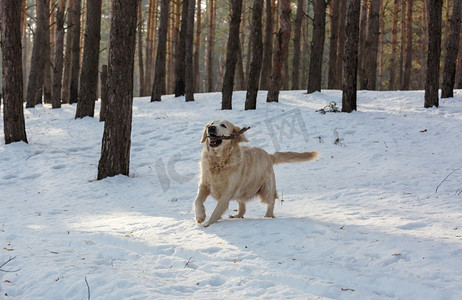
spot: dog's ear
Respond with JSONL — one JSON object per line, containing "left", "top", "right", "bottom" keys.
{"left": 200, "top": 125, "right": 208, "bottom": 143}
{"left": 232, "top": 126, "right": 249, "bottom": 143}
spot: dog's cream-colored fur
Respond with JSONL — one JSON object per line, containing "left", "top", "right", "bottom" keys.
{"left": 194, "top": 120, "right": 319, "bottom": 227}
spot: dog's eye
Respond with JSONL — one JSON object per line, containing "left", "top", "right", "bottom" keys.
{"left": 221, "top": 124, "right": 227, "bottom": 128}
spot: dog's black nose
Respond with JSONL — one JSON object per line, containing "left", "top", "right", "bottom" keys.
{"left": 208, "top": 126, "right": 217, "bottom": 135}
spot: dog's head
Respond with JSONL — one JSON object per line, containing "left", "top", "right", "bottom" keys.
{"left": 201, "top": 120, "right": 249, "bottom": 149}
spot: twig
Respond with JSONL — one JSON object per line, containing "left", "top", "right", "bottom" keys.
{"left": 436, "top": 168, "right": 461, "bottom": 193}
{"left": 184, "top": 257, "right": 194, "bottom": 268}
{"left": 85, "top": 276, "right": 91, "bottom": 300}
{"left": 0, "top": 256, "right": 21, "bottom": 273}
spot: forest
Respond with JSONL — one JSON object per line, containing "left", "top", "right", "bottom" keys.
{"left": 1, "top": 0, "right": 462, "bottom": 177}
{"left": 4, "top": 0, "right": 461, "bottom": 95}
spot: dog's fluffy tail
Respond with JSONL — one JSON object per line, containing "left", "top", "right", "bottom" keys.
{"left": 270, "top": 151, "right": 319, "bottom": 165}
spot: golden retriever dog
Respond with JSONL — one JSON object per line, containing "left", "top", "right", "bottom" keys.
{"left": 194, "top": 120, "right": 319, "bottom": 227}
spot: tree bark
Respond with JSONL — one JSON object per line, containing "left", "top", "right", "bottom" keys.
{"left": 151, "top": 0, "right": 169, "bottom": 102}
{"left": 62, "top": 0, "right": 74, "bottom": 104}
{"left": 388, "top": 0, "right": 399, "bottom": 90}
{"left": 98, "top": 0, "right": 139, "bottom": 180}
{"left": 69, "top": 0, "right": 81, "bottom": 104}
{"left": 206, "top": 0, "right": 216, "bottom": 92}
{"left": 184, "top": 0, "right": 195, "bottom": 101}
{"left": 76, "top": 0, "right": 102, "bottom": 118}
{"left": 193, "top": 0, "right": 202, "bottom": 92}
{"left": 401, "top": 0, "right": 413, "bottom": 90}
{"left": 307, "top": 0, "right": 326, "bottom": 94}
{"left": 143, "top": 0, "right": 157, "bottom": 96}
{"left": 99, "top": 64, "right": 108, "bottom": 121}
{"left": 424, "top": 0, "right": 443, "bottom": 108}
{"left": 456, "top": 37, "right": 462, "bottom": 89}
{"left": 341, "top": 0, "right": 360, "bottom": 113}
{"left": 334, "top": 0, "right": 346, "bottom": 89}
{"left": 441, "top": 0, "right": 462, "bottom": 98}
{"left": 221, "top": 0, "right": 243, "bottom": 110}
{"left": 267, "top": 0, "right": 291, "bottom": 102}
{"left": 292, "top": 0, "right": 304, "bottom": 90}
{"left": 51, "top": 0, "right": 67, "bottom": 109}
{"left": 398, "top": 0, "right": 405, "bottom": 88}
{"left": 420, "top": 0, "right": 428, "bottom": 89}
{"left": 137, "top": 1, "right": 145, "bottom": 97}
{"left": 357, "top": 0, "right": 368, "bottom": 90}
{"left": 25, "top": 0, "right": 50, "bottom": 108}
{"left": 361, "top": 0, "right": 381, "bottom": 90}
{"left": 21, "top": 0, "right": 28, "bottom": 100}
{"left": 327, "top": 0, "right": 340, "bottom": 89}
{"left": 1, "top": 0, "right": 28, "bottom": 144}
{"left": 174, "top": 0, "right": 189, "bottom": 97}
{"left": 245, "top": 0, "right": 264, "bottom": 110}
{"left": 260, "top": 0, "right": 274, "bottom": 90}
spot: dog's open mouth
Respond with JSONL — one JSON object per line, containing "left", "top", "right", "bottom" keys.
{"left": 209, "top": 135, "right": 222, "bottom": 148}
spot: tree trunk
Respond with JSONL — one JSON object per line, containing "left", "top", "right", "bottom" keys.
{"left": 43, "top": 13, "right": 52, "bottom": 105}
{"left": 424, "top": 0, "right": 443, "bottom": 108}
{"left": 97, "top": 0, "right": 138, "bottom": 180}
{"left": 69, "top": 0, "right": 81, "bottom": 104}
{"left": 62, "top": 0, "right": 74, "bottom": 104}
{"left": 327, "top": 0, "right": 339, "bottom": 89}
{"left": 389, "top": 0, "right": 399, "bottom": 90}
{"left": 151, "top": 0, "right": 169, "bottom": 102}
{"left": 137, "top": 1, "right": 145, "bottom": 97}
{"left": 420, "top": 0, "right": 428, "bottom": 89}
{"left": 235, "top": 41, "right": 246, "bottom": 90}
{"left": 456, "top": 37, "right": 462, "bottom": 89}
{"left": 441, "top": 0, "right": 462, "bottom": 98}
{"left": 206, "top": 0, "right": 216, "bottom": 92}
{"left": 25, "top": 0, "right": 50, "bottom": 108}
{"left": 51, "top": 0, "right": 67, "bottom": 109}
{"left": 76, "top": 0, "right": 102, "bottom": 118}
{"left": 267, "top": 0, "right": 291, "bottom": 102}
{"left": 168, "top": 1, "right": 181, "bottom": 94}
{"left": 357, "top": 0, "right": 368, "bottom": 90}
{"left": 398, "top": 0, "right": 405, "bottom": 88}
{"left": 1, "top": 0, "right": 28, "bottom": 143}
{"left": 193, "top": 0, "right": 202, "bottom": 92}
{"left": 401, "top": 0, "right": 413, "bottom": 90}
{"left": 378, "top": 3, "right": 385, "bottom": 90}
{"left": 174, "top": 0, "right": 189, "bottom": 97}
{"left": 307, "top": 0, "right": 326, "bottom": 94}
{"left": 361, "top": 0, "right": 381, "bottom": 90}
{"left": 334, "top": 0, "right": 346, "bottom": 89}
{"left": 260, "top": 0, "right": 274, "bottom": 90}
{"left": 143, "top": 0, "right": 157, "bottom": 96}
{"left": 341, "top": 0, "right": 360, "bottom": 113}
{"left": 184, "top": 0, "right": 195, "bottom": 101}
{"left": 245, "top": 0, "right": 264, "bottom": 110}
{"left": 99, "top": 64, "right": 108, "bottom": 121}
{"left": 221, "top": 0, "right": 243, "bottom": 110}
{"left": 292, "top": 0, "right": 304, "bottom": 90}
{"left": 21, "top": 0, "right": 28, "bottom": 100}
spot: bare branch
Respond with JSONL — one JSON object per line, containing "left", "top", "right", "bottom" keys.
{"left": 0, "top": 256, "right": 21, "bottom": 273}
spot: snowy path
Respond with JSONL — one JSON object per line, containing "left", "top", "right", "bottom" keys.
{"left": 1, "top": 90, "right": 462, "bottom": 299}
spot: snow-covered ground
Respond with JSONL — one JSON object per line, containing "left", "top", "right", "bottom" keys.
{"left": 1, "top": 90, "right": 462, "bottom": 299}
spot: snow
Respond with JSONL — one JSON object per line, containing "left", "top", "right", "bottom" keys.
{"left": 1, "top": 89, "right": 462, "bottom": 299}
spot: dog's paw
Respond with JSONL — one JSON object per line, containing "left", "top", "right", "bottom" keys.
{"left": 229, "top": 214, "right": 244, "bottom": 219}
{"left": 195, "top": 215, "right": 205, "bottom": 224}
{"left": 202, "top": 222, "right": 211, "bottom": 227}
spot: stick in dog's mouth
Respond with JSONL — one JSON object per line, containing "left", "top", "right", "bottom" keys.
{"left": 208, "top": 135, "right": 223, "bottom": 148}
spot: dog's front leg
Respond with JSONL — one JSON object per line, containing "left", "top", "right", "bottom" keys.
{"left": 204, "top": 198, "right": 231, "bottom": 227}
{"left": 194, "top": 184, "right": 210, "bottom": 224}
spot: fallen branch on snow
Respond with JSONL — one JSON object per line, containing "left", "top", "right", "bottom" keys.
{"left": 436, "top": 168, "right": 461, "bottom": 193}
{"left": 0, "top": 256, "right": 21, "bottom": 273}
